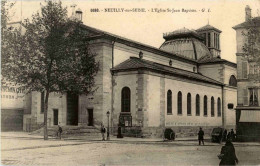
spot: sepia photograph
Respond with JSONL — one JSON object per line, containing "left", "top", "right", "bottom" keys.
{"left": 1, "top": 0, "right": 260, "bottom": 165}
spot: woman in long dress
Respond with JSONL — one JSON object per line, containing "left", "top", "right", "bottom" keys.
{"left": 219, "top": 140, "right": 239, "bottom": 165}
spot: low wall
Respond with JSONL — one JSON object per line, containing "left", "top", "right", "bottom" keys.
{"left": 112, "top": 125, "right": 221, "bottom": 138}
{"left": 1, "top": 109, "right": 23, "bottom": 131}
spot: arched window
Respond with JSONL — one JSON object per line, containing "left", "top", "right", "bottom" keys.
{"left": 196, "top": 94, "right": 200, "bottom": 116}
{"left": 204, "top": 95, "right": 208, "bottom": 116}
{"left": 121, "top": 87, "right": 131, "bottom": 112}
{"left": 217, "top": 98, "right": 221, "bottom": 117}
{"left": 167, "top": 90, "right": 172, "bottom": 114}
{"left": 178, "top": 91, "right": 182, "bottom": 115}
{"left": 229, "top": 75, "right": 237, "bottom": 87}
{"left": 187, "top": 93, "right": 191, "bottom": 115}
{"left": 211, "top": 97, "right": 215, "bottom": 117}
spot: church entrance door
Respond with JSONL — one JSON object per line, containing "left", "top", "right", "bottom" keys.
{"left": 67, "top": 93, "right": 78, "bottom": 125}
{"left": 88, "top": 109, "right": 93, "bottom": 126}
{"left": 53, "top": 109, "right": 58, "bottom": 125}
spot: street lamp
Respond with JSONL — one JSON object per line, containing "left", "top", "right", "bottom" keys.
{"left": 106, "top": 111, "right": 110, "bottom": 140}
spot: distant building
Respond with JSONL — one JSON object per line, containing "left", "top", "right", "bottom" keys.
{"left": 233, "top": 5, "right": 260, "bottom": 141}
{"left": 1, "top": 83, "right": 25, "bottom": 131}
{"left": 1, "top": 21, "right": 25, "bottom": 131}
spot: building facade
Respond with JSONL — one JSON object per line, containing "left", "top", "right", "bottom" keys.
{"left": 233, "top": 6, "right": 260, "bottom": 141}
{"left": 1, "top": 22, "right": 25, "bottom": 131}
{"left": 18, "top": 10, "right": 237, "bottom": 137}
{"left": 1, "top": 84, "right": 25, "bottom": 131}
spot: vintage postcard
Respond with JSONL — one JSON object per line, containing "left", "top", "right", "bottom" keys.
{"left": 1, "top": 0, "right": 260, "bottom": 165}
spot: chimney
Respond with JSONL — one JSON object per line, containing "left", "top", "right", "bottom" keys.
{"left": 75, "top": 8, "right": 83, "bottom": 22}
{"left": 245, "top": 5, "right": 252, "bottom": 21}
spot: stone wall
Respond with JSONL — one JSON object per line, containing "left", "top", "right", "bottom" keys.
{"left": 113, "top": 69, "right": 225, "bottom": 137}
{"left": 199, "top": 64, "right": 224, "bottom": 83}
{"left": 164, "top": 74, "right": 223, "bottom": 127}
{"left": 1, "top": 109, "right": 23, "bottom": 131}
{"left": 113, "top": 42, "right": 196, "bottom": 72}
{"left": 113, "top": 72, "right": 138, "bottom": 128}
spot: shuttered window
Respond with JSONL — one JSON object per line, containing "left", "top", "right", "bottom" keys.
{"left": 242, "top": 61, "right": 248, "bottom": 79}
{"left": 249, "top": 88, "right": 259, "bottom": 106}
{"left": 243, "top": 89, "right": 248, "bottom": 106}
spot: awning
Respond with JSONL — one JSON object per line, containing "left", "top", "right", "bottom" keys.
{"left": 239, "top": 110, "right": 260, "bottom": 122}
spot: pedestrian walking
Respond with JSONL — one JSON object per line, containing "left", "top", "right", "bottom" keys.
{"left": 227, "top": 131, "right": 231, "bottom": 141}
{"left": 218, "top": 140, "right": 239, "bottom": 165}
{"left": 198, "top": 127, "right": 204, "bottom": 145}
{"left": 58, "top": 123, "right": 62, "bottom": 139}
{"left": 101, "top": 124, "right": 106, "bottom": 141}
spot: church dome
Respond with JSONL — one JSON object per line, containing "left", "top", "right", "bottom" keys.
{"left": 159, "top": 28, "right": 211, "bottom": 60}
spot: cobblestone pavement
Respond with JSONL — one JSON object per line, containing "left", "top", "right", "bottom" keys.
{"left": 1, "top": 132, "right": 260, "bottom": 166}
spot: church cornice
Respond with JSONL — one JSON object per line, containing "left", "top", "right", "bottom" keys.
{"left": 81, "top": 24, "right": 198, "bottom": 65}
{"left": 112, "top": 57, "right": 223, "bottom": 86}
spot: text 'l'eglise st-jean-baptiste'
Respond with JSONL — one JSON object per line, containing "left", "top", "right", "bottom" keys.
{"left": 4, "top": 5, "right": 248, "bottom": 139}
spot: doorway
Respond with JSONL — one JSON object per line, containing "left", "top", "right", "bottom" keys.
{"left": 88, "top": 109, "right": 93, "bottom": 126}
{"left": 67, "top": 93, "right": 78, "bottom": 125}
{"left": 53, "top": 109, "right": 58, "bottom": 125}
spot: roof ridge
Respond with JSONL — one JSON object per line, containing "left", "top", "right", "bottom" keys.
{"left": 115, "top": 57, "right": 223, "bottom": 85}
{"left": 196, "top": 24, "right": 222, "bottom": 33}
{"left": 81, "top": 24, "right": 199, "bottom": 63}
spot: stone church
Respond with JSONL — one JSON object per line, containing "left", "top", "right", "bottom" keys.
{"left": 22, "top": 11, "right": 237, "bottom": 137}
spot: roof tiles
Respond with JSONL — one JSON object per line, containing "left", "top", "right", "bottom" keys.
{"left": 112, "top": 57, "right": 223, "bottom": 85}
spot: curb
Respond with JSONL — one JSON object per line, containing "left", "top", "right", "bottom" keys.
{"left": 2, "top": 142, "right": 87, "bottom": 151}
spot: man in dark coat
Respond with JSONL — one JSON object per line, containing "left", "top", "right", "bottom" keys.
{"left": 101, "top": 124, "right": 106, "bottom": 141}
{"left": 219, "top": 140, "right": 239, "bottom": 165}
{"left": 227, "top": 132, "right": 231, "bottom": 141}
{"left": 198, "top": 127, "right": 204, "bottom": 145}
{"left": 58, "top": 123, "right": 62, "bottom": 139}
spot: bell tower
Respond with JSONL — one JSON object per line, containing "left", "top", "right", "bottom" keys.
{"left": 196, "top": 25, "right": 222, "bottom": 58}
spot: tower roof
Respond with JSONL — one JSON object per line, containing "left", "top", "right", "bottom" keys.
{"left": 163, "top": 27, "right": 203, "bottom": 41}
{"left": 160, "top": 28, "right": 212, "bottom": 60}
{"left": 233, "top": 17, "right": 260, "bottom": 29}
{"left": 196, "top": 24, "right": 222, "bottom": 33}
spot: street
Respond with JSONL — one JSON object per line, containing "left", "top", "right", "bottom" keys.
{"left": 1, "top": 132, "right": 260, "bottom": 166}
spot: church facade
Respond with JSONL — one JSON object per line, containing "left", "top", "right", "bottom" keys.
{"left": 22, "top": 20, "right": 237, "bottom": 137}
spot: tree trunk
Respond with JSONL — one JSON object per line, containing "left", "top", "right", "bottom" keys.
{"left": 44, "top": 90, "right": 50, "bottom": 140}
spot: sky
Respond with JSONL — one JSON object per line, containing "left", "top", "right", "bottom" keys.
{"left": 8, "top": 0, "right": 260, "bottom": 63}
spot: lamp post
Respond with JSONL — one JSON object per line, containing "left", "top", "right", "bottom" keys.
{"left": 106, "top": 111, "right": 110, "bottom": 140}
